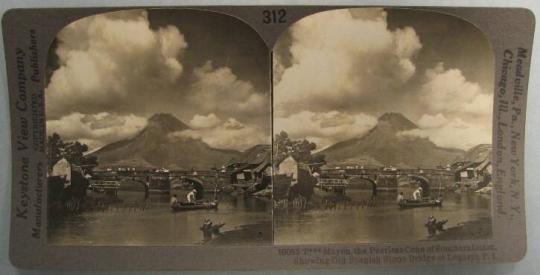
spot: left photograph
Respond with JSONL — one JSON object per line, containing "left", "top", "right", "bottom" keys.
{"left": 45, "top": 9, "right": 272, "bottom": 246}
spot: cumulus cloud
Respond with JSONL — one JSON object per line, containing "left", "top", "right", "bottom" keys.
{"left": 188, "top": 113, "right": 222, "bottom": 129}
{"left": 45, "top": 10, "right": 272, "bottom": 152}
{"left": 421, "top": 62, "right": 493, "bottom": 116}
{"left": 274, "top": 8, "right": 422, "bottom": 115}
{"left": 187, "top": 61, "right": 269, "bottom": 120}
{"left": 416, "top": 113, "right": 449, "bottom": 129}
{"left": 272, "top": 8, "right": 422, "bottom": 149}
{"left": 399, "top": 114, "right": 491, "bottom": 150}
{"left": 274, "top": 111, "right": 378, "bottom": 150}
{"left": 46, "top": 9, "right": 188, "bottom": 118}
{"left": 271, "top": 8, "right": 493, "bottom": 152}
{"left": 173, "top": 116, "right": 268, "bottom": 151}
{"left": 47, "top": 112, "right": 147, "bottom": 149}
{"left": 409, "top": 63, "right": 493, "bottom": 150}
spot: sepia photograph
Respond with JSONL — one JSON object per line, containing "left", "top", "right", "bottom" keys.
{"left": 272, "top": 8, "right": 494, "bottom": 244}
{"left": 2, "top": 3, "right": 537, "bottom": 270}
{"left": 45, "top": 9, "right": 272, "bottom": 246}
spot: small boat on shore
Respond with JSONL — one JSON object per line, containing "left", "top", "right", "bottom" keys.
{"left": 398, "top": 198, "right": 442, "bottom": 209}
{"left": 171, "top": 201, "right": 218, "bottom": 212}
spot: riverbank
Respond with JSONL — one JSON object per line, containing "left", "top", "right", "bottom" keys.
{"left": 206, "top": 221, "right": 272, "bottom": 245}
{"left": 427, "top": 217, "right": 492, "bottom": 241}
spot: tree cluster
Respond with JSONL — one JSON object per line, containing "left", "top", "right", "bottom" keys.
{"left": 47, "top": 133, "right": 98, "bottom": 172}
{"left": 273, "top": 131, "right": 325, "bottom": 167}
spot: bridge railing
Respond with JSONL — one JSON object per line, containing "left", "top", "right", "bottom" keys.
{"left": 92, "top": 170, "right": 225, "bottom": 178}
{"left": 89, "top": 180, "right": 121, "bottom": 189}
{"left": 317, "top": 178, "right": 349, "bottom": 187}
{"left": 321, "top": 168, "right": 454, "bottom": 177}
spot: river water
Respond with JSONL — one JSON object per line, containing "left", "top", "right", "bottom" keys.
{"left": 274, "top": 188, "right": 492, "bottom": 245}
{"left": 48, "top": 191, "right": 272, "bottom": 246}
{"left": 48, "top": 188, "right": 491, "bottom": 245}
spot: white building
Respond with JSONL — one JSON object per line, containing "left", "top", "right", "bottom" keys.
{"left": 276, "top": 156, "right": 298, "bottom": 185}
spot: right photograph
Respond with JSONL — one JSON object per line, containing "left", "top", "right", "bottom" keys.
{"left": 272, "top": 8, "right": 494, "bottom": 244}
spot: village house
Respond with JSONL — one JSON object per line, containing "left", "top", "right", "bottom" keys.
{"left": 273, "top": 155, "right": 320, "bottom": 200}
{"left": 226, "top": 145, "right": 272, "bottom": 188}
{"left": 275, "top": 155, "right": 298, "bottom": 184}
{"left": 452, "top": 159, "right": 492, "bottom": 189}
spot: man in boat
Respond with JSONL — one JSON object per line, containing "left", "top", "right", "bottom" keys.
{"left": 200, "top": 219, "right": 226, "bottom": 242}
{"left": 170, "top": 194, "right": 178, "bottom": 207}
{"left": 201, "top": 219, "right": 213, "bottom": 241}
{"left": 413, "top": 186, "right": 423, "bottom": 201}
{"left": 144, "top": 176, "right": 150, "bottom": 200}
{"left": 371, "top": 181, "right": 378, "bottom": 199}
{"left": 396, "top": 192, "right": 405, "bottom": 203}
{"left": 187, "top": 189, "right": 197, "bottom": 203}
{"left": 425, "top": 216, "right": 448, "bottom": 236}
{"left": 426, "top": 216, "right": 437, "bottom": 236}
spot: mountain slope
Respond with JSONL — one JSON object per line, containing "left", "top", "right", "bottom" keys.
{"left": 91, "top": 113, "right": 241, "bottom": 169}
{"left": 230, "top": 144, "right": 271, "bottom": 165}
{"left": 319, "top": 113, "right": 465, "bottom": 168}
{"left": 461, "top": 144, "right": 492, "bottom": 163}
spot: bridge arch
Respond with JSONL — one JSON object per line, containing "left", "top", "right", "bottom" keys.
{"left": 408, "top": 175, "right": 431, "bottom": 197}
{"left": 180, "top": 176, "right": 205, "bottom": 199}
{"left": 347, "top": 176, "right": 378, "bottom": 192}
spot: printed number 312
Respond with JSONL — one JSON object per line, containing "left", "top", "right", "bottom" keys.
{"left": 262, "top": 9, "right": 286, "bottom": 24}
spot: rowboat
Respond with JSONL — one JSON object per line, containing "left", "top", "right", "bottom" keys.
{"left": 398, "top": 198, "right": 442, "bottom": 209}
{"left": 171, "top": 201, "right": 218, "bottom": 212}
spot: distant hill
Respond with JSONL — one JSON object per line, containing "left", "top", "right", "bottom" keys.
{"left": 319, "top": 113, "right": 465, "bottom": 168}
{"left": 461, "top": 144, "right": 492, "bottom": 163}
{"left": 230, "top": 144, "right": 271, "bottom": 165}
{"left": 91, "top": 113, "right": 241, "bottom": 170}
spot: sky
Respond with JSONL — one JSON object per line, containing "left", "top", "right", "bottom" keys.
{"left": 46, "top": 8, "right": 494, "bottom": 153}
{"left": 45, "top": 9, "right": 271, "bottom": 151}
{"left": 273, "top": 8, "right": 494, "bottom": 151}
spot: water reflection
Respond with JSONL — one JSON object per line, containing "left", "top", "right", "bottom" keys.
{"left": 274, "top": 189, "right": 492, "bottom": 245}
{"left": 48, "top": 191, "right": 272, "bottom": 246}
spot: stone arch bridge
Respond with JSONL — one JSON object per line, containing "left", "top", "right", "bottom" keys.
{"left": 318, "top": 168, "right": 454, "bottom": 193}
